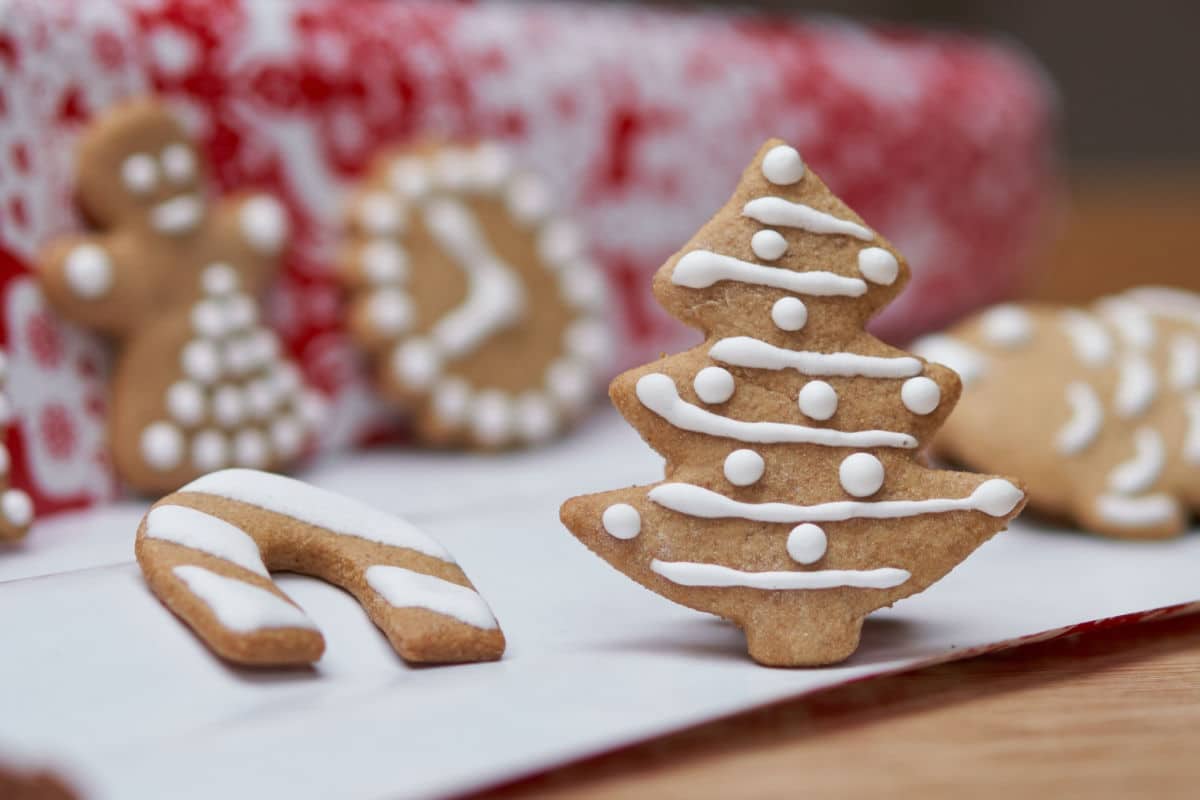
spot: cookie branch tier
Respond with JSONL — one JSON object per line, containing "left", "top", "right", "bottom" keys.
{"left": 561, "top": 139, "right": 1025, "bottom": 667}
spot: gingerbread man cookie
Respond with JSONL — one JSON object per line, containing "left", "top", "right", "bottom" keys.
{"left": 0, "top": 347, "right": 34, "bottom": 542}
{"left": 37, "top": 98, "right": 322, "bottom": 494}
{"left": 916, "top": 287, "right": 1200, "bottom": 539}
{"left": 561, "top": 140, "right": 1026, "bottom": 667}
{"left": 136, "top": 469, "right": 505, "bottom": 666}
{"left": 338, "top": 142, "right": 612, "bottom": 448}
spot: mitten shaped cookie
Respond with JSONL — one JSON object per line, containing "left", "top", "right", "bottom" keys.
{"left": 916, "top": 288, "right": 1200, "bottom": 539}
{"left": 561, "top": 140, "right": 1026, "bottom": 667}
{"left": 0, "top": 348, "right": 34, "bottom": 541}
{"left": 37, "top": 98, "right": 322, "bottom": 494}
{"left": 338, "top": 142, "right": 612, "bottom": 448}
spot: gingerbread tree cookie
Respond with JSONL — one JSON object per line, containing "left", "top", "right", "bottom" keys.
{"left": 0, "top": 347, "right": 34, "bottom": 541}
{"left": 916, "top": 288, "right": 1200, "bottom": 540}
{"left": 561, "top": 140, "right": 1026, "bottom": 667}
{"left": 37, "top": 98, "right": 323, "bottom": 494}
{"left": 338, "top": 142, "right": 612, "bottom": 448}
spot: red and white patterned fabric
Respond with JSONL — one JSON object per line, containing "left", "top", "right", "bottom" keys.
{"left": 0, "top": 0, "right": 1057, "bottom": 512}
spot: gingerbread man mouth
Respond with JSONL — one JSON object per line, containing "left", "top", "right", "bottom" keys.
{"left": 152, "top": 193, "right": 205, "bottom": 234}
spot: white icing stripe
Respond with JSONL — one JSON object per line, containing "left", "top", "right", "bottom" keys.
{"left": 636, "top": 373, "right": 917, "bottom": 449}
{"left": 742, "top": 197, "right": 874, "bottom": 241}
{"left": 1056, "top": 382, "right": 1103, "bottom": 456}
{"left": 1059, "top": 310, "right": 1114, "bottom": 367}
{"left": 1169, "top": 335, "right": 1200, "bottom": 390}
{"left": 1184, "top": 394, "right": 1200, "bottom": 465}
{"left": 172, "top": 565, "right": 317, "bottom": 633}
{"left": 181, "top": 469, "right": 452, "bottom": 561}
{"left": 145, "top": 505, "right": 268, "bottom": 577}
{"left": 649, "top": 478, "right": 1023, "bottom": 523}
{"left": 651, "top": 559, "right": 909, "bottom": 590}
{"left": 1107, "top": 427, "right": 1165, "bottom": 494}
{"left": 671, "top": 250, "right": 865, "bottom": 297}
{"left": 1114, "top": 356, "right": 1157, "bottom": 418}
{"left": 1098, "top": 299, "right": 1155, "bottom": 350}
{"left": 1095, "top": 494, "right": 1179, "bottom": 528}
{"left": 710, "top": 337, "right": 922, "bottom": 378}
{"left": 365, "top": 565, "right": 498, "bottom": 630}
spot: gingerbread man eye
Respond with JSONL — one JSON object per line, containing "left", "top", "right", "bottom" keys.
{"left": 121, "top": 153, "right": 158, "bottom": 195}
{"left": 161, "top": 144, "right": 195, "bottom": 184}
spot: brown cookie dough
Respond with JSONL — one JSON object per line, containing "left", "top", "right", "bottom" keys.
{"left": 561, "top": 139, "right": 1025, "bottom": 667}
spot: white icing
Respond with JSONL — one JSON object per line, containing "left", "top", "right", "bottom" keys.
{"left": 770, "top": 297, "right": 808, "bottom": 332}
{"left": 602, "top": 503, "right": 642, "bottom": 540}
{"left": 538, "top": 219, "right": 584, "bottom": 266}
{"left": 365, "top": 565, "right": 498, "bottom": 630}
{"left": 145, "top": 504, "right": 268, "bottom": 576}
{"left": 724, "top": 449, "right": 765, "bottom": 486}
{"left": 761, "top": 145, "right": 805, "bottom": 185}
{"left": 239, "top": 195, "right": 288, "bottom": 255}
{"left": 0, "top": 443, "right": 8, "bottom": 475}
{"left": 191, "top": 300, "right": 229, "bottom": 339}
{"left": 172, "top": 565, "right": 316, "bottom": 632}
{"left": 471, "top": 390, "right": 512, "bottom": 446}
{"left": 161, "top": 144, "right": 195, "bottom": 183}
{"left": 636, "top": 373, "right": 916, "bottom": 448}
{"left": 649, "top": 478, "right": 1023, "bottom": 522}
{"left": 693, "top": 366, "right": 735, "bottom": 404}
{"left": 980, "top": 304, "right": 1033, "bottom": 348}
{"left": 560, "top": 263, "right": 608, "bottom": 312}
{"left": 651, "top": 559, "right": 909, "bottom": 590}
{"left": 166, "top": 381, "right": 205, "bottom": 427}
{"left": 358, "top": 191, "right": 403, "bottom": 235}
{"left": 565, "top": 318, "right": 613, "bottom": 366}
{"left": 515, "top": 392, "right": 557, "bottom": 443}
{"left": 121, "top": 153, "right": 157, "bottom": 194}
{"left": 389, "top": 157, "right": 430, "bottom": 198}
{"left": 505, "top": 173, "right": 551, "bottom": 223}
{"left": 297, "top": 392, "right": 326, "bottom": 429}
{"left": 233, "top": 429, "right": 269, "bottom": 468}
{"left": 1108, "top": 427, "right": 1165, "bottom": 495}
{"left": 546, "top": 358, "right": 592, "bottom": 411}
{"left": 900, "top": 376, "right": 940, "bottom": 415}
{"left": 839, "top": 453, "right": 884, "bottom": 497}
{"left": 432, "top": 378, "right": 471, "bottom": 425}
{"left": 223, "top": 295, "right": 257, "bottom": 331}
{"left": 141, "top": 422, "right": 183, "bottom": 471}
{"left": 1114, "top": 356, "right": 1157, "bottom": 418}
{"left": 1098, "top": 299, "right": 1155, "bottom": 350}
{"left": 857, "top": 247, "right": 899, "bottom": 286}
{"left": 368, "top": 288, "right": 413, "bottom": 335}
{"left": 1056, "top": 382, "right": 1104, "bottom": 456}
{"left": 672, "top": 250, "right": 866, "bottom": 297}
{"left": 64, "top": 244, "right": 113, "bottom": 299}
{"left": 797, "top": 380, "right": 838, "bottom": 420}
{"left": 246, "top": 379, "right": 279, "bottom": 420}
{"left": 742, "top": 197, "right": 873, "bottom": 241}
{"left": 212, "top": 385, "right": 246, "bottom": 427}
{"left": 202, "top": 263, "right": 238, "bottom": 296}
{"left": 270, "top": 416, "right": 305, "bottom": 459}
{"left": 151, "top": 193, "right": 203, "bottom": 234}
{"left": 470, "top": 143, "right": 513, "bottom": 188}
{"left": 191, "top": 429, "right": 228, "bottom": 472}
{"left": 1059, "top": 310, "right": 1114, "bottom": 367}
{"left": 786, "top": 523, "right": 826, "bottom": 565}
{"left": 1, "top": 489, "right": 33, "bottom": 528}
{"left": 710, "top": 337, "right": 922, "bottom": 378}
{"left": 361, "top": 240, "right": 408, "bottom": 285}
{"left": 392, "top": 338, "right": 441, "bottom": 389}
{"left": 181, "top": 339, "right": 222, "bottom": 384}
{"left": 1094, "top": 494, "right": 1179, "bottom": 528}
{"left": 911, "top": 335, "right": 985, "bottom": 385}
{"left": 751, "top": 230, "right": 788, "bottom": 261}
{"left": 182, "top": 469, "right": 453, "bottom": 561}
{"left": 1169, "top": 336, "right": 1200, "bottom": 391}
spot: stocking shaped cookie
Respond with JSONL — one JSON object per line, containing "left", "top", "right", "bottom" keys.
{"left": 561, "top": 140, "right": 1026, "bottom": 667}
{"left": 0, "top": 347, "right": 34, "bottom": 541}
{"left": 37, "top": 98, "right": 322, "bottom": 494}
{"left": 916, "top": 288, "right": 1200, "bottom": 539}
{"left": 339, "top": 142, "right": 612, "bottom": 448}
{"left": 136, "top": 469, "right": 505, "bottom": 666}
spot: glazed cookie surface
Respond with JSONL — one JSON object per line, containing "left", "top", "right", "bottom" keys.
{"left": 135, "top": 469, "right": 505, "bottom": 666}
{"left": 339, "top": 142, "right": 612, "bottom": 448}
{"left": 561, "top": 139, "right": 1025, "bottom": 667}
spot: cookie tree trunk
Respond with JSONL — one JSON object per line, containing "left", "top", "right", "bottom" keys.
{"left": 561, "top": 139, "right": 1025, "bottom": 667}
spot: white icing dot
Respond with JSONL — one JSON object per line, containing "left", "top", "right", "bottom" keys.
{"left": 546, "top": 359, "right": 592, "bottom": 411}
{"left": 472, "top": 143, "right": 514, "bottom": 188}
{"left": 222, "top": 337, "right": 258, "bottom": 377}
{"left": 250, "top": 330, "right": 279, "bottom": 366}
{"left": 723, "top": 449, "right": 765, "bottom": 486}
{"left": 248, "top": 381, "right": 279, "bottom": 421}
{"left": 432, "top": 378, "right": 471, "bottom": 425}
{"left": 761, "top": 144, "right": 805, "bottom": 185}
{"left": 0, "top": 443, "right": 9, "bottom": 475}
{"left": 506, "top": 173, "right": 551, "bottom": 223}
{"left": 901, "top": 376, "right": 941, "bottom": 415}
{"left": 166, "top": 381, "right": 205, "bottom": 426}
{"left": 771, "top": 297, "right": 808, "bottom": 332}
{"left": 1, "top": 488, "right": 33, "bottom": 528}
{"left": 515, "top": 392, "right": 557, "bottom": 442}
{"left": 857, "top": 247, "right": 899, "bottom": 286}
{"left": 786, "top": 523, "right": 827, "bottom": 564}
{"left": 798, "top": 380, "right": 838, "bottom": 421}
{"left": 472, "top": 390, "right": 512, "bottom": 446}
{"left": 141, "top": 422, "right": 184, "bottom": 471}
{"left": 233, "top": 429, "right": 269, "bottom": 468}
{"left": 212, "top": 385, "right": 246, "bottom": 427}
{"left": 296, "top": 391, "right": 327, "bottom": 429}
{"left": 751, "top": 229, "right": 788, "bottom": 261}
{"left": 361, "top": 240, "right": 408, "bottom": 285}
{"left": 181, "top": 340, "right": 222, "bottom": 384}
{"left": 121, "top": 153, "right": 157, "bottom": 194}
{"left": 560, "top": 263, "right": 609, "bottom": 312}
{"left": 223, "top": 295, "right": 258, "bottom": 331}
{"left": 367, "top": 288, "right": 413, "bottom": 335}
{"left": 693, "top": 366, "right": 735, "bottom": 404}
{"left": 270, "top": 416, "right": 305, "bottom": 459}
{"left": 358, "top": 191, "right": 402, "bottom": 236}
{"left": 981, "top": 304, "right": 1033, "bottom": 348}
{"left": 392, "top": 338, "right": 441, "bottom": 389}
{"left": 191, "top": 300, "right": 229, "bottom": 339}
{"left": 191, "top": 429, "right": 228, "bottom": 472}
{"left": 161, "top": 144, "right": 195, "bottom": 184}
{"left": 839, "top": 453, "right": 884, "bottom": 498}
{"left": 202, "top": 263, "right": 238, "bottom": 296}
{"left": 538, "top": 219, "right": 584, "bottom": 266}
{"left": 389, "top": 158, "right": 430, "bottom": 198}
{"left": 602, "top": 503, "right": 641, "bottom": 540}
{"left": 271, "top": 363, "right": 301, "bottom": 396}
{"left": 433, "top": 148, "right": 473, "bottom": 190}
{"left": 64, "top": 244, "right": 113, "bottom": 299}
{"left": 565, "top": 318, "right": 613, "bottom": 366}
{"left": 239, "top": 195, "right": 288, "bottom": 255}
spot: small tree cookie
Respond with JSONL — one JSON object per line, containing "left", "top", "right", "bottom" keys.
{"left": 917, "top": 288, "right": 1200, "bottom": 539}
{"left": 0, "top": 347, "right": 34, "bottom": 541}
{"left": 37, "top": 98, "right": 323, "bottom": 494}
{"left": 561, "top": 139, "right": 1026, "bottom": 667}
{"left": 338, "top": 142, "right": 612, "bottom": 448}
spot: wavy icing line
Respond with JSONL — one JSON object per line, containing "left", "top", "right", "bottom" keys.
{"left": 636, "top": 373, "right": 917, "bottom": 449}
{"left": 1094, "top": 493, "right": 1179, "bottom": 528}
{"left": 1059, "top": 310, "right": 1114, "bottom": 367}
{"left": 1056, "top": 382, "right": 1103, "bottom": 455}
{"left": 709, "top": 336, "right": 922, "bottom": 378}
{"left": 1107, "top": 427, "right": 1165, "bottom": 494}
{"left": 672, "top": 250, "right": 866, "bottom": 296}
{"left": 1113, "top": 355, "right": 1157, "bottom": 418}
{"left": 651, "top": 559, "right": 910, "bottom": 590}
{"left": 742, "top": 197, "right": 874, "bottom": 241}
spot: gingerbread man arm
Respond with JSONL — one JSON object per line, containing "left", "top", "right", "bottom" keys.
{"left": 38, "top": 232, "right": 156, "bottom": 337}
{"left": 210, "top": 192, "right": 290, "bottom": 294}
